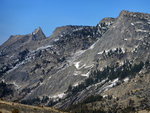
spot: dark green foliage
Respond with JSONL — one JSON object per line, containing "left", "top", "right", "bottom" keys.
{"left": 48, "top": 100, "right": 58, "bottom": 107}
{"left": 21, "top": 96, "right": 60, "bottom": 107}
{"left": 48, "top": 99, "right": 61, "bottom": 107}
{"left": 67, "top": 85, "right": 72, "bottom": 92}
{"left": 18, "top": 49, "right": 29, "bottom": 61}
{"left": 131, "top": 61, "right": 144, "bottom": 74}
{"left": 85, "top": 78, "right": 94, "bottom": 86}
{"left": 41, "top": 96, "right": 49, "bottom": 103}
{"left": 0, "top": 81, "right": 13, "bottom": 98}
{"left": 65, "top": 61, "right": 149, "bottom": 113}
{"left": 82, "top": 95, "right": 103, "bottom": 104}
{"left": 21, "top": 97, "right": 40, "bottom": 105}
{"left": 66, "top": 95, "right": 136, "bottom": 113}
{"left": 145, "top": 60, "right": 150, "bottom": 68}
{"left": 71, "top": 83, "right": 86, "bottom": 95}
{"left": 65, "top": 95, "right": 104, "bottom": 113}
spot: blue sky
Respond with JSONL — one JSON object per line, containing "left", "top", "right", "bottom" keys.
{"left": 0, "top": 0, "right": 150, "bottom": 45}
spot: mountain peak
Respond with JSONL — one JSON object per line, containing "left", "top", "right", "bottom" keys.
{"left": 97, "top": 17, "right": 115, "bottom": 27}
{"left": 1, "top": 11, "right": 150, "bottom": 113}
{"left": 33, "top": 27, "right": 42, "bottom": 34}
{"left": 32, "top": 27, "right": 46, "bottom": 40}
{"left": 118, "top": 10, "right": 150, "bottom": 19}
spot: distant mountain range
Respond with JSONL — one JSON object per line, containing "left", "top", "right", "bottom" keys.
{"left": 0, "top": 10, "right": 150, "bottom": 113}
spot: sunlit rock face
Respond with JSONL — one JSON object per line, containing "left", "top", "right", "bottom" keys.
{"left": 0, "top": 11, "right": 150, "bottom": 110}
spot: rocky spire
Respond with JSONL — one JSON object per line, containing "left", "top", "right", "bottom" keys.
{"left": 32, "top": 27, "right": 46, "bottom": 40}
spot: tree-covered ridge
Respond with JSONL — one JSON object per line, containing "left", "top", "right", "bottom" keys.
{"left": 67, "top": 60, "right": 149, "bottom": 96}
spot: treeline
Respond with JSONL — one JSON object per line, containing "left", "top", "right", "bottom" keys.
{"left": 66, "top": 95, "right": 104, "bottom": 113}
{"left": 67, "top": 60, "right": 149, "bottom": 96}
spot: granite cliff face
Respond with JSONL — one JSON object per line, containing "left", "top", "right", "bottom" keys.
{"left": 0, "top": 10, "right": 150, "bottom": 112}
{"left": 0, "top": 17, "right": 114, "bottom": 100}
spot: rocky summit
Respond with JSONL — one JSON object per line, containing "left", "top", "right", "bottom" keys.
{"left": 0, "top": 10, "right": 150, "bottom": 113}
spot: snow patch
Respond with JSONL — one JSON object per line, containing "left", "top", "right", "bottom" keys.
{"left": 74, "top": 50, "right": 86, "bottom": 57}
{"left": 112, "top": 78, "right": 119, "bottom": 84}
{"left": 98, "top": 47, "right": 126, "bottom": 56}
{"left": 81, "top": 71, "right": 90, "bottom": 77}
{"left": 103, "top": 95, "right": 108, "bottom": 98}
{"left": 121, "top": 47, "right": 125, "bottom": 53}
{"left": 97, "top": 51, "right": 103, "bottom": 55}
{"left": 136, "top": 29, "right": 149, "bottom": 33}
{"left": 84, "top": 64, "right": 94, "bottom": 69}
{"left": 40, "top": 82, "right": 44, "bottom": 85}
{"left": 73, "top": 82, "right": 79, "bottom": 87}
{"left": 60, "top": 34, "right": 63, "bottom": 37}
{"left": 36, "top": 45, "right": 53, "bottom": 51}
{"left": 131, "top": 23, "right": 134, "bottom": 25}
{"left": 2, "top": 79, "right": 5, "bottom": 82}
{"left": 10, "top": 55, "right": 14, "bottom": 59}
{"left": 138, "top": 37, "right": 144, "bottom": 41}
{"left": 112, "top": 25, "right": 116, "bottom": 28}
{"left": 89, "top": 43, "right": 95, "bottom": 49}
{"left": 94, "top": 78, "right": 108, "bottom": 87}
{"left": 124, "top": 38, "right": 128, "bottom": 41}
{"left": 51, "top": 93, "right": 65, "bottom": 99}
{"left": 7, "top": 61, "right": 25, "bottom": 73}
{"left": 119, "top": 61, "right": 124, "bottom": 66}
{"left": 131, "top": 45, "right": 139, "bottom": 53}
{"left": 74, "top": 61, "right": 80, "bottom": 69}
{"left": 68, "top": 50, "right": 86, "bottom": 65}
{"left": 135, "top": 21, "right": 143, "bottom": 24}
{"left": 74, "top": 71, "right": 81, "bottom": 76}
{"left": 48, "top": 76, "right": 52, "bottom": 80}
{"left": 103, "top": 78, "right": 119, "bottom": 91}
{"left": 124, "top": 77, "right": 129, "bottom": 82}
{"left": 13, "top": 82, "right": 20, "bottom": 90}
